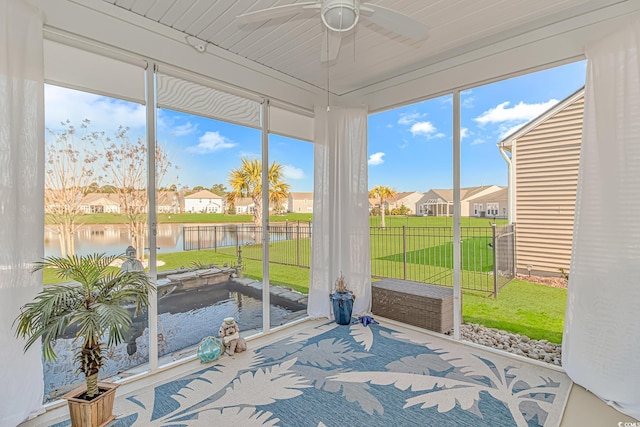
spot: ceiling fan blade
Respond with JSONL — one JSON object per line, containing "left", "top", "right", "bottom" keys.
{"left": 321, "top": 28, "right": 342, "bottom": 63}
{"left": 237, "top": 2, "right": 319, "bottom": 25}
{"left": 361, "top": 3, "right": 429, "bottom": 40}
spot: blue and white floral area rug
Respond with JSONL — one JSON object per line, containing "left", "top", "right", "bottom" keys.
{"left": 56, "top": 320, "right": 572, "bottom": 427}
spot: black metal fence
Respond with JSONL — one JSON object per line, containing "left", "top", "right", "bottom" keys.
{"left": 493, "top": 224, "right": 517, "bottom": 295}
{"left": 183, "top": 222, "right": 516, "bottom": 296}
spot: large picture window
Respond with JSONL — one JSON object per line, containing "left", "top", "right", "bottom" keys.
{"left": 43, "top": 83, "right": 150, "bottom": 401}
{"left": 39, "top": 40, "right": 315, "bottom": 404}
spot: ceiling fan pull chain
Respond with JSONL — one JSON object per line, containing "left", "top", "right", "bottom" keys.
{"left": 326, "top": 29, "right": 330, "bottom": 111}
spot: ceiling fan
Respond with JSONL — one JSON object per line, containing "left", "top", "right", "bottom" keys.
{"left": 237, "top": 0, "right": 429, "bottom": 62}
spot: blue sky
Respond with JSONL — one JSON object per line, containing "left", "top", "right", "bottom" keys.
{"left": 45, "top": 60, "right": 586, "bottom": 193}
{"left": 368, "top": 60, "right": 586, "bottom": 191}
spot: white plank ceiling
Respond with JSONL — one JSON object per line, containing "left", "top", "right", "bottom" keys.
{"left": 100, "top": 0, "right": 630, "bottom": 97}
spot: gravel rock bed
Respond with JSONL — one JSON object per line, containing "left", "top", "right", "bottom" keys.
{"left": 517, "top": 274, "right": 568, "bottom": 289}
{"left": 459, "top": 323, "right": 562, "bottom": 366}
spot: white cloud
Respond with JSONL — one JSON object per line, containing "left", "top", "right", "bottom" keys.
{"left": 171, "top": 122, "right": 198, "bottom": 137}
{"left": 410, "top": 121, "right": 444, "bottom": 139}
{"left": 410, "top": 121, "right": 435, "bottom": 136}
{"left": 398, "top": 113, "right": 444, "bottom": 140}
{"left": 282, "top": 164, "right": 305, "bottom": 180}
{"left": 474, "top": 99, "right": 559, "bottom": 125}
{"left": 368, "top": 152, "right": 385, "bottom": 165}
{"left": 187, "top": 131, "right": 237, "bottom": 153}
{"left": 398, "top": 112, "right": 426, "bottom": 125}
{"left": 45, "top": 85, "right": 146, "bottom": 133}
{"left": 461, "top": 128, "right": 469, "bottom": 139}
{"left": 386, "top": 123, "right": 393, "bottom": 128}
{"left": 461, "top": 97, "right": 474, "bottom": 109}
{"left": 471, "top": 138, "right": 485, "bottom": 146}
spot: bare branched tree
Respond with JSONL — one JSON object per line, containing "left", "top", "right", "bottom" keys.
{"left": 89, "top": 126, "right": 177, "bottom": 260}
{"left": 44, "top": 120, "right": 98, "bottom": 257}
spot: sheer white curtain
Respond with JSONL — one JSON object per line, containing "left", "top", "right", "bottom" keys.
{"left": 0, "top": 0, "right": 45, "bottom": 425}
{"left": 563, "top": 17, "right": 640, "bottom": 420}
{"left": 308, "top": 106, "right": 371, "bottom": 318}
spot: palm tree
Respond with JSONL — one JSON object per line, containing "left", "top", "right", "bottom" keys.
{"left": 369, "top": 185, "right": 397, "bottom": 229}
{"left": 227, "top": 158, "right": 290, "bottom": 226}
{"left": 270, "top": 181, "right": 290, "bottom": 215}
{"left": 14, "top": 253, "right": 155, "bottom": 398}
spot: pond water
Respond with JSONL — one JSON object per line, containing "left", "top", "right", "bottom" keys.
{"left": 43, "top": 280, "right": 306, "bottom": 402}
{"left": 44, "top": 223, "right": 290, "bottom": 257}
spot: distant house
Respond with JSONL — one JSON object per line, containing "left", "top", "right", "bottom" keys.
{"left": 499, "top": 87, "right": 584, "bottom": 276}
{"left": 44, "top": 189, "right": 80, "bottom": 214}
{"left": 417, "top": 189, "right": 452, "bottom": 216}
{"left": 467, "top": 187, "right": 508, "bottom": 218}
{"left": 288, "top": 192, "right": 313, "bottom": 213}
{"left": 184, "top": 190, "right": 224, "bottom": 213}
{"left": 417, "top": 185, "right": 503, "bottom": 217}
{"left": 385, "top": 191, "right": 424, "bottom": 214}
{"left": 157, "top": 191, "right": 180, "bottom": 214}
{"left": 234, "top": 197, "right": 255, "bottom": 214}
{"left": 79, "top": 193, "right": 121, "bottom": 214}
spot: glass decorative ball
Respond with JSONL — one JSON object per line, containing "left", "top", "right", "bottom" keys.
{"left": 197, "top": 336, "right": 223, "bottom": 363}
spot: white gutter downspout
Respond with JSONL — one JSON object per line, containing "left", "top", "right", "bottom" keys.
{"left": 498, "top": 141, "right": 515, "bottom": 224}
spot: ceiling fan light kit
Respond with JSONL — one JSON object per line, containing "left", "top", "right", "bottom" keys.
{"left": 322, "top": 0, "right": 359, "bottom": 32}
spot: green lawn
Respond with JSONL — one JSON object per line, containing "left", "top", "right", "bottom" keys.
{"left": 42, "top": 216, "right": 562, "bottom": 343}
{"left": 380, "top": 237, "right": 494, "bottom": 272}
{"left": 371, "top": 215, "right": 507, "bottom": 228}
{"left": 43, "top": 249, "right": 565, "bottom": 343}
{"left": 153, "top": 250, "right": 566, "bottom": 343}
{"left": 462, "top": 279, "right": 566, "bottom": 343}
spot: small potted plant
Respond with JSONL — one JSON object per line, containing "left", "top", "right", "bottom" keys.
{"left": 330, "top": 273, "right": 355, "bottom": 325}
{"left": 14, "top": 253, "right": 155, "bottom": 427}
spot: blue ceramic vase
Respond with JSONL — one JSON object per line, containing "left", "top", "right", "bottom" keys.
{"left": 331, "top": 291, "right": 354, "bottom": 325}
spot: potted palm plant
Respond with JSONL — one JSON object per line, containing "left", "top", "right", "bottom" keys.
{"left": 14, "top": 253, "right": 155, "bottom": 427}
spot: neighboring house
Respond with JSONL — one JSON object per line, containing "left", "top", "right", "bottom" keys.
{"left": 467, "top": 187, "right": 508, "bottom": 218}
{"left": 385, "top": 191, "right": 424, "bottom": 214}
{"left": 234, "top": 197, "right": 255, "bottom": 214}
{"left": 44, "top": 189, "right": 81, "bottom": 214}
{"left": 184, "top": 190, "right": 224, "bottom": 213}
{"left": 499, "top": 87, "right": 584, "bottom": 276}
{"left": 157, "top": 191, "right": 180, "bottom": 214}
{"left": 288, "top": 192, "right": 313, "bottom": 213}
{"left": 417, "top": 186, "right": 503, "bottom": 217}
{"left": 277, "top": 200, "right": 289, "bottom": 213}
{"left": 78, "top": 193, "right": 121, "bottom": 214}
